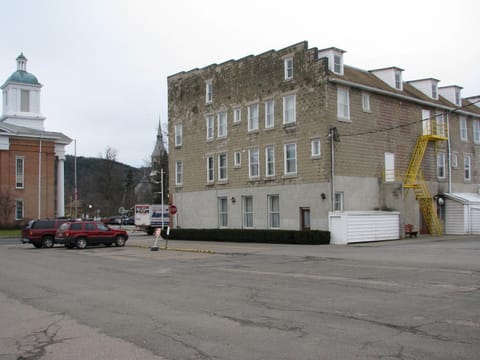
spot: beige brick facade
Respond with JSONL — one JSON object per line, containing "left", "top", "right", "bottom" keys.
{"left": 168, "top": 41, "right": 480, "bottom": 232}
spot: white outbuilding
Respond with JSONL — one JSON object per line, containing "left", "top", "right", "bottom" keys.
{"left": 444, "top": 193, "right": 480, "bottom": 235}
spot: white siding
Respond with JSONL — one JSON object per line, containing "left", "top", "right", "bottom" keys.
{"left": 470, "top": 207, "right": 480, "bottom": 234}
{"left": 329, "top": 211, "right": 399, "bottom": 244}
{"left": 445, "top": 199, "right": 466, "bottom": 234}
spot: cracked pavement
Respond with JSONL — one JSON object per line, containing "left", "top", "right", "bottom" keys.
{"left": 0, "top": 235, "right": 479, "bottom": 359}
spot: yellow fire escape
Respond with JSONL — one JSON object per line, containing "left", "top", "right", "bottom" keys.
{"left": 403, "top": 119, "right": 448, "bottom": 235}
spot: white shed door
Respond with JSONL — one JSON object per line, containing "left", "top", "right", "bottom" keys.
{"left": 470, "top": 207, "right": 480, "bottom": 234}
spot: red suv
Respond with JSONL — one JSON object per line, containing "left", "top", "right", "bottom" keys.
{"left": 56, "top": 221, "right": 128, "bottom": 249}
{"left": 21, "top": 219, "right": 70, "bottom": 248}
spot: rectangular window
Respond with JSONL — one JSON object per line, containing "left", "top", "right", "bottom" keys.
{"left": 464, "top": 155, "right": 471, "bottom": 181}
{"left": 243, "top": 196, "right": 253, "bottom": 228}
{"left": 217, "top": 111, "right": 227, "bottom": 138}
{"left": 432, "top": 83, "right": 438, "bottom": 99}
{"left": 218, "top": 197, "right": 228, "bottom": 227}
{"left": 206, "top": 155, "right": 214, "bottom": 182}
{"left": 16, "top": 157, "right": 24, "bottom": 189}
{"left": 233, "top": 107, "right": 241, "bottom": 123}
{"left": 362, "top": 93, "right": 370, "bottom": 112}
{"left": 175, "top": 160, "right": 183, "bottom": 186}
{"left": 248, "top": 103, "right": 259, "bottom": 131}
{"left": 205, "top": 80, "right": 213, "bottom": 104}
{"left": 268, "top": 195, "right": 280, "bottom": 228}
{"left": 21, "top": 90, "right": 30, "bottom": 112}
{"left": 334, "top": 192, "right": 344, "bottom": 212}
{"left": 455, "top": 88, "right": 461, "bottom": 106}
{"left": 283, "top": 95, "right": 296, "bottom": 125}
{"left": 265, "top": 100, "right": 274, "bottom": 128}
{"left": 206, "top": 115, "right": 214, "bottom": 140}
{"left": 234, "top": 151, "right": 241, "bottom": 167}
{"left": 265, "top": 146, "right": 275, "bottom": 177}
{"left": 333, "top": 54, "right": 342, "bottom": 74}
{"left": 452, "top": 154, "right": 458, "bottom": 168}
{"left": 218, "top": 153, "right": 228, "bottom": 181}
{"left": 284, "top": 58, "right": 293, "bottom": 80}
{"left": 311, "top": 139, "right": 321, "bottom": 157}
{"left": 422, "top": 109, "right": 431, "bottom": 135}
{"left": 284, "top": 143, "right": 297, "bottom": 175}
{"left": 174, "top": 124, "right": 182, "bottom": 147}
{"left": 384, "top": 152, "right": 395, "bottom": 182}
{"left": 394, "top": 70, "right": 402, "bottom": 90}
{"left": 473, "top": 120, "right": 480, "bottom": 144}
{"left": 435, "top": 111, "right": 446, "bottom": 137}
{"left": 460, "top": 116, "right": 468, "bottom": 141}
{"left": 437, "top": 152, "right": 446, "bottom": 179}
{"left": 337, "top": 87, "right": 350, "bottom": 121}
{"left": 15, "top": 200, "right": 24, "bottom": 220}
{"left": 248, "top": 148, "right": 259, "bottom": 178}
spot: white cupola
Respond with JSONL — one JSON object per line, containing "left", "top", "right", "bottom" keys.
{"left": 1, "top": 53, "right": 45, "bottom": 130}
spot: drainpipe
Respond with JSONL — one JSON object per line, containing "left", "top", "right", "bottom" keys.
{"left": 329, "top": 127, "right": 339, "bottom": 211}
{"left": 447, "top": 114, "right": 452, "bottom": 193}
{"left": 38, "top": 136, "right": 42, "bottom": 218}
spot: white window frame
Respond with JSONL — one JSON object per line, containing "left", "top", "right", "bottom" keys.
{"left": 218, "top": 153, "right": 228, "bottom": 181}
{"left": 15, "top": 199, "right": 24, "bottom": 220}
{"left": 233, "top": 107, "right": 241, "bottom": 123}
{"left": 432, "top": 82, "right": 438, "bottom": 99}
{"left": 437, "top": 152, "right": 446, "bottom": 179}
{"left": 175, "top": 160, "right": 183, "bottom": 186}
{"left": 473, "top": 120, "right": 480, "bottom": 144}
{"left": 248, "top": 103, "right": 259, "bottom": 132}
{"left": 16, "top": 157, "right": 24, "bottom": 189}
{"left": 284, "top": 57, "right": 293, "bottom": 80}
{"left": 384, "top": 152, "right": 395, "bottom": 182}
{"left": 268, "top": 194, "right": 280, "bottom": 228}
{"left": 242, "top": 196, "right": 254, "bottom": 228}
{"left": 394, "top": 70, "right": 402, "bottom": 90}
{"left": 283, "top": 95, "right": 296, "bottom": 125}
{"left": 265, "top": 146, "right": 275, "bottom": 177}
{"left": 460, "top": 116, "right": 468, "bottom": 141}
{"left": 174, "top": 124, "right": 182, "bottom": 147}
{"left": 248, "top": 148, "right": 260, "bottom": 178}
{"left": 284, "top": 143, "right": 297, "bottom": 175}
{"left": 333, "top": 54, "right": 343, "bottom": 75}
{"left": 435, "top": 111, "right": 446, "bottom": 137}
{"left": 205, "top": 80, "right": 213, "bottom": 104}
{"left": 206, "top": 155, "right": 214, "bottom": 183}
{"left": 464, "top": 155, "right": 472, "bottom": 181}
{"left": 362, "top": 92, "right": 370, "bottom": 112}
{"left": 334, "top": 192, "right": 344, "bottom": 212}
{"left": 217, "top": 111, "right": 227, "bottom": 138}
{"left": 311, "top": 139, "right": 321, "bottom": 157}
{"left": 234, "top": 151, "right": 241, "bottom": 167}
{"left": 218, "top": 197, "right": 228, "bottom": 227}
{"left": 337, "top": 87, "right": 350, "bottom": 121}
{"left": 451, "top": 153, "right": 458, "bottom": 168}
{"left": 206, "top": 115, "right": 215, "bottom": 140}
{"left": 265, "top": 100, "right": 274, "bottom": 128}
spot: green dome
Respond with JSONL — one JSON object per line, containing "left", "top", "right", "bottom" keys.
{"left": 6, "top": 70, "right": 40, "bottom": 85}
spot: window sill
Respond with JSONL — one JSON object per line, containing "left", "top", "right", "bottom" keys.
{"left": 282, "top": 173, "right": 297, "bottom": 179}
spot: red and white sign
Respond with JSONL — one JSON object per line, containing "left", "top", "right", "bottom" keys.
{"left": 169, "top": 205, "right": 177, "bottom": 215}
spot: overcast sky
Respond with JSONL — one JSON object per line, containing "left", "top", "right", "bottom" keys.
{"left": 1, "top": 0, "right": 478, "bottom": 167}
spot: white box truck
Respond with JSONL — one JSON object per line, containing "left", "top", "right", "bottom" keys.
{"left": 134, "top": 204, "right": 169, "bottom": 235}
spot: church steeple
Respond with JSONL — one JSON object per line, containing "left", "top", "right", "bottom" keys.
{"left": 17, "top": 53, "right": 27, "bottom": 71}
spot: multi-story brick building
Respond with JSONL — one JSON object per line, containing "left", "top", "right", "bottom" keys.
{"left": 1, "top": 53, "right": 71, "bottom": 225}
{"left": 167, "top": 41, "right": 480, "bottom": 234}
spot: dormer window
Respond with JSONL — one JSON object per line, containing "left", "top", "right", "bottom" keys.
{"left": 432, "top": 83, "right": 438, "bottom": 99}
{"left": 394, "top": 70, "right": 402, "bottom": 90}
{"left": 439, "top": 85, "right": 462, "bottom": 106}
{"left": 317, "top": 47, "right": 345, "bottom": 76}
{"left": 284, "top": 57, "right": 293, "bottom": 80}
{"left": 408, "top": 78, "right": 440, "bottom": 100}
{"left": 370, "top": 67, "right": 403, "bottom": 91}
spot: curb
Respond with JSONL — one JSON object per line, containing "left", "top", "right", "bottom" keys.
{"left": 129, "top": 243, "right": 215, "bottom": 254}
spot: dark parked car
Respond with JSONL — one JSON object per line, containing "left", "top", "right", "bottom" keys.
{"left": 56, "top": 221, "right": 128, "bottom": 249}
{"left": 21, "top": 218, "right": 70, "bottom": 248}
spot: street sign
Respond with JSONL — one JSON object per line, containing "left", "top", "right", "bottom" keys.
{"left": 169, "top": 204, "right": 177, "bottom": 215}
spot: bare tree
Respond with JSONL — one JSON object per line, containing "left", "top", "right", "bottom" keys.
{"left": 0, "top": 189, "right": 16, "bottom": 226}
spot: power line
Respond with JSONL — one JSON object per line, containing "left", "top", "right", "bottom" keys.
{"left": 339, "top": 99, "right": 480, "bottom": 139}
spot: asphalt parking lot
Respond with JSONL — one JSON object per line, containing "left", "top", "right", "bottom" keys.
{"left": 1, "top": 234, "right": 479, "bottom": 359}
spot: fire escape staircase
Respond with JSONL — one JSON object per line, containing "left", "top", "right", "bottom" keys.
{"left": 403, "top": 128, "right": 448, "bottom": 236}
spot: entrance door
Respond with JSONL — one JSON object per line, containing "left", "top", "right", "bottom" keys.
{"left": 300, "top": 208, "right": 311, "bottom": 230}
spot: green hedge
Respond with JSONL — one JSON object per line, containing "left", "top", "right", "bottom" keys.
{"left": 161, "top": 228, "right": 330, "bottom": 245}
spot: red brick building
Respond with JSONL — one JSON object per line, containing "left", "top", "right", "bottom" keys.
{"left": 0, "top": 54, "right": 71, "bottom": 225}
